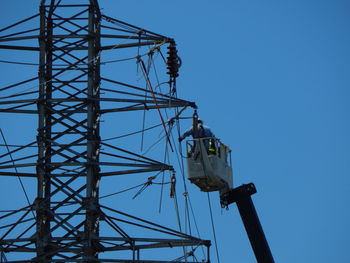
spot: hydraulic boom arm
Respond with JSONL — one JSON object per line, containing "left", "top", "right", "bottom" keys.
{"left": 220, "top": 183, "right": 275, "bottom": 263}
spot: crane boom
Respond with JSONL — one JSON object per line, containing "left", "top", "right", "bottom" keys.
{"left": 220, "top": 183, "right": 275, "bottom": 263}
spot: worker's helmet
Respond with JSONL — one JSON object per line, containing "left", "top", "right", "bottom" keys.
{"left": 197, "top": 118, "right": 203, "bottom": 124}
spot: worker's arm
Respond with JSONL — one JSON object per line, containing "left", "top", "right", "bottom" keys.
{"left": 179, "top": 127, "right": 193, "bottom": 142}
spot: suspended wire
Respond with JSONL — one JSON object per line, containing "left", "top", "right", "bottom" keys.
{"left": 138, "top": 57, "right": 174, "bottom": 152}
{"left": 101, "top": 123, "right": 162, "bottom": 142}
{"left": 158, "top": 170, "right": 165, "bottom": 214}
{"left": 140, "top": 112, "right": 147, "bottom": 151}
{"left": 149, "top": 50, "right": 174, "bottom": 127}
{"left": 170, "top": 122, "right": 192, "bottom": 230}
{"left": 99, "top": 183, "right": 145, "bottom": 199}
{"left": 207, "top": 192, "right": 221, "bottom": 263}
{"left": 132, "top": 170, "right": 160, "bottom": 199}
{"left": 140, "top": 89, "right": 148, "bottom": 152}
{"left": 101, "top": 13, "right": 166, "bottom": 38}
{"left": 188, "top": 194, "right": 207, "bottom": 260}
{"left": 100, "top": 175, "right": 171, "bottom": 201}
{"left": 170, "top": 245, "right": 200, "bottom": 262}
{"left": 172, "top": 118, "right": 207, "bottom": 260}
{"left": 165, "top": 119, "right": 200, "bottom": 260}
{"left": 171, "top": 115, "right": 193, "bottom": 235}
{"left": 175, "top": 113, "right": 207, "bottom": 260}
{"left": 158, "top": 121, "right": 170, "bottom": 212}
{"left": 132, "top": 179, "right": 170, "bottom": 200}
{"left": 0, "top": 128, "right": 35, "bottom": 219}
{"left": 162, "top": 123, "right": 182, "bottom": 232}
{"left": 141, "top": 132, "right": 167, "bottom": 156}
{"left": 101, "top": 14, "right": 140, "bottom": 34}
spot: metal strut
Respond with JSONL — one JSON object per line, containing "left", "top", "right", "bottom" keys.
{"left": 220, "top": 183, "right": 275, "bottom": 263}
{"left": 0, "top": 0, "right": 209, "bottom": 261}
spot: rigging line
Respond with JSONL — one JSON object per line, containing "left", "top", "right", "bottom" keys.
{"left": 171, "top": 245, "right": 200, "bottom": 262}
{"left": 175, "top": 116, "right": 206, "bottom": 260}
{"left": 149, "top": 49, "right": 172, "bottom": 125}
{"left": 101, "top": 123, "right": 162, "bottom": 142}
{"left": 170, "top": 115, "right": 192, "bottom": 227}
{"left": 158, "top": 170, "right": 165, "bottom": 213}
{"left": 146, "top": 48, "right": 153, "bottom": 74}
{"left": 159, "top": 49, "right": 167, "bottom": 64}
{"left": 132, "top": 170, "right": 166, "bottom": 200}
{"left": 138, "top": 57, "right": 174, "bottom": 152}
{"left": 207, "top": 192, "right": 221, "bottom": 263}
{"left": 141, "top": 131, "right": 166, "bottom": 157}
{"left": 0, "top": 128, "right": 35, "bottom": 220}
{"left": 151, "top": 51, "right": 162, "bottom": 93}
{"left": 140, "top": 107, "right": 146, "bottom": 152}
{"left": 158, "top": 124, "right": 176, "bottom": 214}
{"left": 173, "top": 188, "right": 183, "bottom": 234}
{"left": 99, "top": 182, "right": 145, "bottom": 199}
{"left": 174, "top": 190, "right": 188, "bottom": 259}
{"left": 100, "top": 24, "right": 138, "bottom": 34}
{"left": 158, "top": 125, "right": 173, "bottom": 212}
{"left": 188, "top": 195, "right": 207, "bottom": 260}
{"left": 164, "top": 129, "right": 188, "bottom": 258}
{"left": 132, "top": 183, "right": 148, "bottom": 200}
{"left": 101, "top": 54, "right": 143, "bottom": 64}
{"left": 140, "top": 86, "right": 148, "bottom": 152}
{"left": 148, "top": 48, "right": 172, "bottom": 137}
{"left": 194, "top": 139, "right": 219, "bottom": 262}
{"left": 170, "top": 122, "right": 197, "bottom": 258}
{"left": 101, "top": 13, "right": 168, "bottom": 38}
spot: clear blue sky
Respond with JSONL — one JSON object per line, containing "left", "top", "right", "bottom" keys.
{"left": 1, "top": 0, "right": 349, "bottom": 262}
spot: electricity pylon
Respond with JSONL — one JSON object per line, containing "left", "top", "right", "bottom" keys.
{"left": 0, "top": 1, "right": 210, "bottom": 262}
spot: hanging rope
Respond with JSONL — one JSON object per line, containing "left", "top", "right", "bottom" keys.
{"left": 174, "top": 115, "right": 207, "bottom": 260}
{"left": 101, "top": 123, "right": 162, "bottom": 142}
{"left": 138, "top": 57, "right": 174, "bottom": 152}
{"left": 99, "top": 183, "right": 145, "bottom": 199}
{"left": 207, "top": 192, "right": 221, "bottom": 263}
{"left": 132, "top": 175, "right": 156, "bottom": 199}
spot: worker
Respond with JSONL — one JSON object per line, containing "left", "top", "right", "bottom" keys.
{"left": 179, "top": 119, "right": 216, "bottom": 155}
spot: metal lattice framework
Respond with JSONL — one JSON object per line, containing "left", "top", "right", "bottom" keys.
{"left": 0, "top": 1, "right": 210, "bottom": 262}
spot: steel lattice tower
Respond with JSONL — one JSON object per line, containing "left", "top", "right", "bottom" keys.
{"left": 0, "top": 1, "right": 210, "bottom": 262}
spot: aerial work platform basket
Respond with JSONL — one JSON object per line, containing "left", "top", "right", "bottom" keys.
{"left": 186, "top": 138, "right": 233, "bottom": 192}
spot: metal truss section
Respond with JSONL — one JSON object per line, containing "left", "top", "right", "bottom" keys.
{"left": 0, "top": 0, "right": 208, "bottom": 262}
